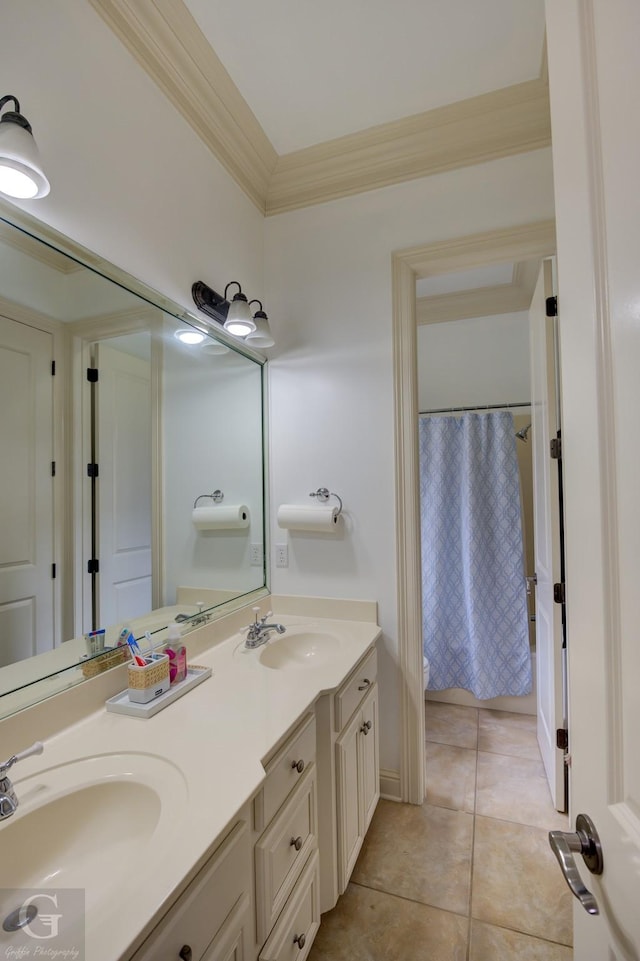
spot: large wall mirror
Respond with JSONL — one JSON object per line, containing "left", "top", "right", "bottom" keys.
{"left": 0, "top": 208, "right": 267, "bottom": 718}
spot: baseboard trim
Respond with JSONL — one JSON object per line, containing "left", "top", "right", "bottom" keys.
{"left": 379, "top": 769, "right": 403, "bottom": 801}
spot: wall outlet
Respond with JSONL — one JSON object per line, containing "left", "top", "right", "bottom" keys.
{"left": 250, "top": 543, "right": 263, "bottom": 566}
{"left": 276, "top": 544, "right": 289, "bottom": 568}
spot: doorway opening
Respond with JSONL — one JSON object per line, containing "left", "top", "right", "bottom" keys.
{"left": 391, "top": 220, "right": 561, "bottom": 807}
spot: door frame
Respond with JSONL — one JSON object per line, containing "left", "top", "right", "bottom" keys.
{"left": 68, "top": 306, "right": 162, "bottom": 634}
{"left": 391, "top": 219, "right": 557, "bottom": 804}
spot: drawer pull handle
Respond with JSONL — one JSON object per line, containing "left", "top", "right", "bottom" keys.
{"left": 179, "top": 947, "right": 193, "bottom": 961}
{"left": 360, "top": 720, "right": 372, "bottom": 735}
{"left": 291, "top": 759, "right": 305, "bottom": 774}
{"left": 358, "top": 678, "right": 371, "bottom": 691}
{"left": 290, "top": 835, "right": 303, "bottom": 851}
{"left": 293, "top": 933, "right": 306, "bottom": 950}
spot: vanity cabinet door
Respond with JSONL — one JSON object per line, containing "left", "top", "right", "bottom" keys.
{"left": 201, "top": 894, "right": 250, "bottom": 961}
{"left": 336, "top": 707, "right": 363, "bottom": 892}
{"left": 130, "top": 820, "right": 251, "bottom": 961}
{"left": 360, "top": 683, "right": 379, "bottom": 833}
{"left": 335, "top": 683, "right": 380, "bottom": 894}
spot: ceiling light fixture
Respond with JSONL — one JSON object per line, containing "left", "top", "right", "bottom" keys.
{"left": 245, "top": 300, "right": 275, "bottom": 348}
{"left": 0, "top": 95, "right": 50, "bottom": 200}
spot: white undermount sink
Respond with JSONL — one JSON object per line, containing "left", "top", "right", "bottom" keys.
{"left": 258, "top": 628, "right": 343, "bottom": 670}
{"left": 0, "top": 752, "right": 188, "bottom": 943}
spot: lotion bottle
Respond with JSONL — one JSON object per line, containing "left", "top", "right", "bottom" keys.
{"left": 164, "top": 623, "right": 187, "bottom": 684}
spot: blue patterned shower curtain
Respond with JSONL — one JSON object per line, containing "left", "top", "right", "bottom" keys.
{"left": 419, "top": 412, "right": 532, "bottom": 699}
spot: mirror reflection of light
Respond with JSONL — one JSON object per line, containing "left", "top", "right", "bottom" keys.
{"left": 174, "top": 329, "right": 205, "bottom": 345}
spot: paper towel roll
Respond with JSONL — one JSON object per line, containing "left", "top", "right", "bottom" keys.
{"left": 277, "top": 504, "right": 339, "bottom": 532}
{"left": 192, "top": 505, "right": 250, "bottom": 530}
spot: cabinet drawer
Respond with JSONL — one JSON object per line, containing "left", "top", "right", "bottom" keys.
{"left": 334, "top": 647, "right": 377, "bottom": 731}
{"left": 259, "top": 851, "right": 320, "bottom": 961}
{"left": 132, "top": 820, "right": 250, "bottom": 961}
{"left": 255, "top": 764, "right": 317, "bottom": 943}
{"left": 255, "top": 714, "right": 316, "bottom": 831}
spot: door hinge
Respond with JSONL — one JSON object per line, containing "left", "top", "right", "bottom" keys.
{"left": 51, "top": 563, "right": 56, "bottom": 579}
{"left": 546, "top": 295, "right": 558, "bottom": 317}
{"left": 51, "top": 360, "right": 56, "bottom": 376}
{"left": 86, "top": 367, "right": 99, "bottom": 383}
{"left": 87, "top": 559, "right": 100, "bottom": 575}
{"left": 556, "top": 728, "right": 569, "bottom": 751}
{"left": 87, "top": 463, "right": 99, "bottom": 478}
{"left": 554, "top": 582, "right": 566, "bottom": 604}
{"left": 550, "top": 437, "right": 562, "bottom": 460}
{"left": 51, "top": 461, "right": 56, "bottom": 477}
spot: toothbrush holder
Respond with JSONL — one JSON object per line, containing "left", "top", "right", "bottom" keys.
{"left": 127, "top": 652, "right": 170, "bottom": 703}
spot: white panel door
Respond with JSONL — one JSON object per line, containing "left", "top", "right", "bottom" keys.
{"left": 546, "top": 0, "right": 640, "bottom": 954}
{"left": 529, "top": 261, "right": 566, "bottom": 812}
{"left": 95, "top": 343, "right": 152, "bottom": 627}
{"left": 0, "top": 315, "right": 54, "bottom": 664}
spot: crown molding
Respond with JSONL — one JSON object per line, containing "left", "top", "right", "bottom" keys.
{"left": 89, "top": 0, "right": 551, "bottom": 215}
{"left": 401, "top": 219, "right": 556, "bottom": 278}
{"left": 88, "top": 0, "right": 277, "bottom": 212}
{"left": 0, "top": 220, "right": 83, "bottom": 274}
{"left": 416, "top": 255, "right": 544, "bottom": 325}
{"left": 66, "top": 304, "right": 161, "bottom": 339}
{"left": 266, "top": 79, "right": 551, "bottom": 215}
{"left": 416, "top": 281, "right": 531, "bottom": 325}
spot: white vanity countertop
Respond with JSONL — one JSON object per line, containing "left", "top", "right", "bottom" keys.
{"left": 3, "top": 606, "right": 381, "bottom": 961}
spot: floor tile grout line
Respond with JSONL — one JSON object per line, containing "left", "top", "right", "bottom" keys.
{"left": 349, "top": 879, "right": 470, "bottom": 922}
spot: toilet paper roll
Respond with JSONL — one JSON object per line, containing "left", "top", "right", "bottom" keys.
{"left": 192, "top": 505, "right": 250, "bottom": 530}
{"left": 277, "top": 504, "right": 339, "bottom": 532}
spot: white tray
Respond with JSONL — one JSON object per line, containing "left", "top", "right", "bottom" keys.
{"left": 105, "top": 665, "right": 212, "bottom": 718}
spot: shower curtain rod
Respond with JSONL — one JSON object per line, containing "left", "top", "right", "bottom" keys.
{"left": 419, "top": 401, "right": 531, "bottom": 415}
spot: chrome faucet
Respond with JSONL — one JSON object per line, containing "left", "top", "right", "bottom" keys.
{"left": 243, "top": 609, "right": 286, "bottom": 649}
{"left": 0, "top": 741, "right": 44, "bottom": 820}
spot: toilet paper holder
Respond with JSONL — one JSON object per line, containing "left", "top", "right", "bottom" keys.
{"left": 309, "top": 487, "right": 343, "bottom": 517}
{"left": 193, "top": 489, "right": 224, "bottom": 508}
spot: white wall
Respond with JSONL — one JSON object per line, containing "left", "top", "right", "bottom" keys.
{"left": 2, "top": 0, "right": 264, "bottom": 315}
{"left": 417, "top": 311, "right": 531, "bottom": 411}
{"left": 162, "top": 327, "right": 264, "bottom": 600}
{"left": 265, "top": 150, "right": 555, "bottom": 776}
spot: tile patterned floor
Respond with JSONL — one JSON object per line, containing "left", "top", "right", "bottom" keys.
{"left": 309, "top": 703, "right": 573, "bottom": 961}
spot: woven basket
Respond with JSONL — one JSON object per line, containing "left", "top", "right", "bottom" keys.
{"left": 128, "top": 655, "right": 170, "bottom": 690}
{"left": 81, "top": 646, "right": 129, "bottom": 679}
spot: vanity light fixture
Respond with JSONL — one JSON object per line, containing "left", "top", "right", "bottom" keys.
{"left": 0, "top": 95, "right": 50, "bottom": 199}
{"left": 222, "top": 281, "right": 256, "bottom": 337}
{"left": 245, "top": 300, "right": 275, "bottom": 348}
{"left": 192, "top": 280, "right": 275, "bottom": 347}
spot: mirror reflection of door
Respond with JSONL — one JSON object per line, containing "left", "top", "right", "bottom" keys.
{"left": 87, "top": 334, "right": 152, "bottom": 631}
{"left": 0, "top": 313, "right": 55, "bottom": 665}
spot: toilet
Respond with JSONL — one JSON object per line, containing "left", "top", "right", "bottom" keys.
{"left": 423, "top": 655, "right": 430, "bottom": 690}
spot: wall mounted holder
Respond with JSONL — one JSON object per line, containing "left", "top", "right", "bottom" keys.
{"left": 193, "top": 490, "right": 224, "bottom": 508}
{"left": 309, "top": 488, "right": 343, "bottom": 517}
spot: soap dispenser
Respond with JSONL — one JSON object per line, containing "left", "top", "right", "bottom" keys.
{"left": 165, "top": 623, "right": 187, "bottom": 685}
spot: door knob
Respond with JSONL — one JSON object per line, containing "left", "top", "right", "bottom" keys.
{"left": 548, "top": 813, "right": 603, "bottom": 915}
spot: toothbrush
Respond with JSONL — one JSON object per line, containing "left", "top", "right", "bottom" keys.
{"left": 144, "top": 631, "right": 156, "bottom": 654}
{"left": 127, "top": 638, "right": 146, "bottom": 667}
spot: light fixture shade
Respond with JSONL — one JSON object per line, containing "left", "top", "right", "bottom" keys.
{"left": 0, "top": 116, "right": 49, "bottom": 199}
{"left": 245, "top": 314, "right": 275, "bottom": 348}
{"left": 224, "top": 293, "right": 255, "bottom": 337}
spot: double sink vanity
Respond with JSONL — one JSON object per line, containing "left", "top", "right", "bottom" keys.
{"left": 0, "top": 596, "right": 381, "bottom": 961}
